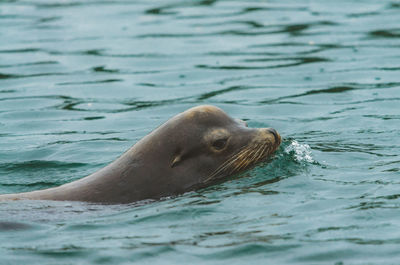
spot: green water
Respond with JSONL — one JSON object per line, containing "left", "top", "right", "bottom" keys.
{"left": 1, "top": 0, "right": 400, "bottom": 264}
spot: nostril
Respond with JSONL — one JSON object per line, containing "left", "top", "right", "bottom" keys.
{"left": 266, "top": 128, "right": 280, "bottom": 144}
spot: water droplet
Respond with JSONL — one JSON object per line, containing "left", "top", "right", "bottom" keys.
{"left": 284, "top": 140, "right": 314, "bottom": 163}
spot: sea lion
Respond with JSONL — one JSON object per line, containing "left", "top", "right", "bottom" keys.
{"left": 0, "top": 105, "right": 281, "bottom": 204}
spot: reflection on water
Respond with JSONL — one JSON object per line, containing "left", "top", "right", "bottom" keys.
{"left": 1, "top": 0, "right": 400, "bottom": 264}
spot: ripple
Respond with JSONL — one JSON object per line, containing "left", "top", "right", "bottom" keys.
{"left": 91, "top": 65, "right": 119, "bottom": 73}
{"left": 0, "top": 221, "right": 34, "bottom": 231}
{"left": 239, "top": 5, "right": 309, "bottom": 14}
{"left": 312, "top": 142, "right": 394, "bottom": 157}
{"left": 9, "top": 245, "right": 91, "bottom": 258}
{"left": 295, "top": 248, "right": 357, "bottom": 263}
{"left": 0, "top": 61, "right": 58, "bottom": 68}
{"left": 83, "top": 116, "right": 105, "bottom": 120}
{"left": 337, "top": 97, "right": 400, "bottom": 105}
{"left": 201, "top": 243, "right": 299, "bottom": 259}
{"left": 347, "top": 11, "right": 379, "bottom": 18}
{"left": 40, "top": 137, "right": 126, "bottom": 148}
{"left": 129, "top": 207, "right": 215, "bottom": 225}
{"left": 363, "top": 114, "right": 400, "bottom": 120}
{"left": 57, "top": 79, "right": 123, "bottom": 86}
{"left": 346, "top": 201, "right": 388, "bottom": 210}
{"left": 260, "top": 86, "right": 357, "bottom": 104}
{"left": 197, "top": 85, "right": 252, "bottom": 100}
{"left": 1, "top": 181, "right": 65, "bottom": 188}
{"left": 145, "top": 0, "right": 217, "bottom": 16}
{"left": 0, "top": 72, "right": 66, "bottom": 80}
{"left": 0, "top": 160, "right": 87, "bottom": 172}
{"left": 136, "top": 33, "right": 200, "bottom": 38}
{"left": 196, "top": 55, "right": 330, "bottom": 71}
{"left": 389, "top": 2, "right": 400, "bottom": 8}
{"left": 0, "top": 48, "right": 41, "bottom": 53}
{"left": 0, "top": 73, "right": 17, "bottom": 79}
{"left": 243, "top": 56, "right": 331, "bottom": 67}
{"left": 145, "top": 6, "right": 179, "bottom": 16}
{"left": 375, "top": 193, "right": 400, "bottom": 200}
{"left": 369, "top": 29, "right": 400, "bottom": 38}
{"left": 0, "top": 89, "right": 17, "bottom": 93}
{"left": 34, "top": 2, "right": 86, "bottom": 8}
{"left": 36, "top": 16, "right": 62, "bottom": 23}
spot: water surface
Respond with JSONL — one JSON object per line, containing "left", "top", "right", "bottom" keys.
{"left": 1, "top": 0, "right": 400, "bottom": 264}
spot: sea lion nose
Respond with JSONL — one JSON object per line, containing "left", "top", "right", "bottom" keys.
{"left": 266, "top": 128, "right": 281, "bottom": 144}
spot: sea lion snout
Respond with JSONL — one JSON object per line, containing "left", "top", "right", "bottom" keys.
{"left": 257, "top": 127, "right": 281, "bottom": 146}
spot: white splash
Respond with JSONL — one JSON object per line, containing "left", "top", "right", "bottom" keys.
{"left": 284, "top": 140, "right": 314, "bottom": 163}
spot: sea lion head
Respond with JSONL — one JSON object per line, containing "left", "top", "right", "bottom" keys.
{"left": 136, "top": 105, "right": 281, "bottom": 196}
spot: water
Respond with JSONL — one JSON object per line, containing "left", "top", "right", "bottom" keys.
{"left": 0, "top": 0, "right": 399, "bottom": 264}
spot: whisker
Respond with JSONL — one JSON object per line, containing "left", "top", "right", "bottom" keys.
{"left": 203, "top": 139, "right": 277, "bottom": 184}
{"left": 233, "top": 143, "right": 260, "bottom": 172}
{"left": 255, "top": 143, "right": 268, "bottom": 162}
{"left": 204, "top": 146, "right": 250, "bottom": 182}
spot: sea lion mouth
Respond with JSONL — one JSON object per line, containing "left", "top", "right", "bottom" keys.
{"left": 203, "top": 128, "right": 281, "bottom": 184}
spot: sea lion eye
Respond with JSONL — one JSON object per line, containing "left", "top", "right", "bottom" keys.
{"left": 212, "top": 138, "right": 228, "bottom": 150}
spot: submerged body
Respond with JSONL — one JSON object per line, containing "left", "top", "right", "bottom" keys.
{"left": 0, "top": 105, "right": 281, "bottom": 204}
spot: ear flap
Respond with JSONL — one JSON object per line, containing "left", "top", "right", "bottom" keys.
{"left": 171, "top": 154, "right": 182, "bottom": 168}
